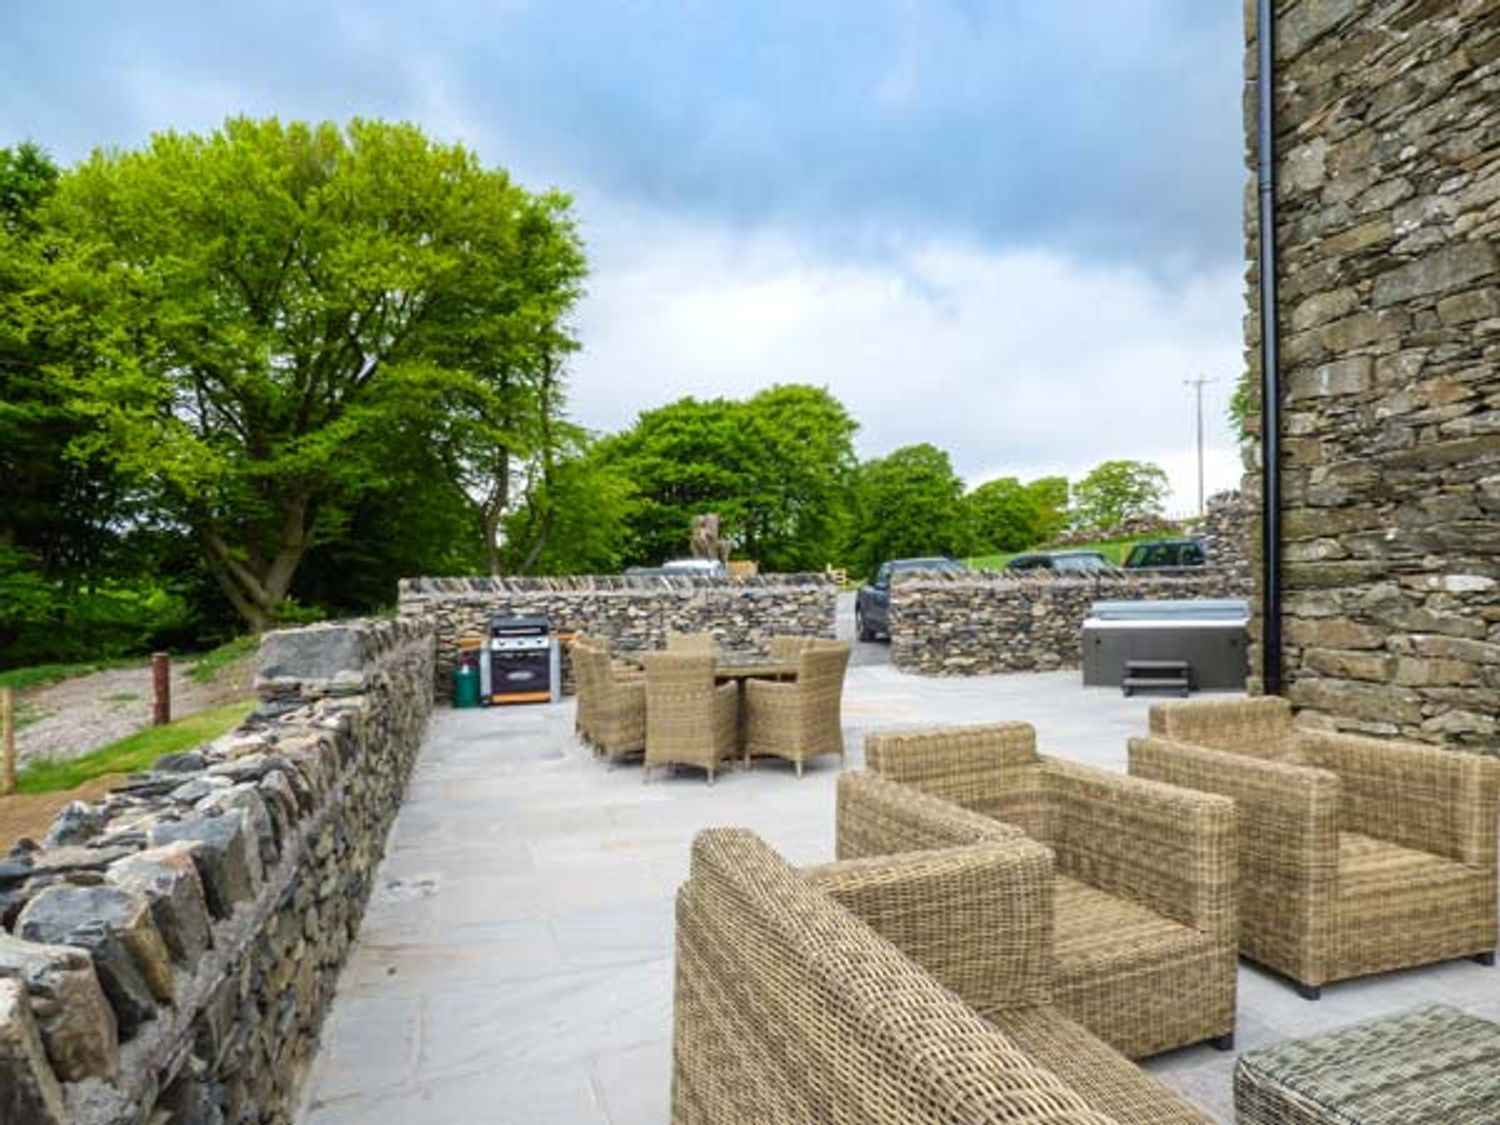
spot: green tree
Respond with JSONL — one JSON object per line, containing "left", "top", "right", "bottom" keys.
{"left": 596, "top": 385, "right": 857, "bottom": 571}
{"left": 963, "top": 477, "right": 1041, "bottom": 553}
{"left": 500, "top": 439, "right": 637, "bottom": 575}
{"left": 1071, "top": 459, "right": 1170, "bottom": 534}
{"left": 34, "top": 117, "right": 583, "bottom": 631}
{"left": 847, "top": 444, "right": 969, "bottom": 577}
{"left": 1025, "top": 476, "right": 1071, "bottom": 543}
{"left": 738, "top": 385, "right": 857, "bottom": 570}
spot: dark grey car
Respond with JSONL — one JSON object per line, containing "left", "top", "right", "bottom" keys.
{"left": 855, "top": 557, "right": 969, "bottom": 641}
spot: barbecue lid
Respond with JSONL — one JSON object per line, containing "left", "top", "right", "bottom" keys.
{"left": 490, "top": 614, "right": 551, "bottom": 635}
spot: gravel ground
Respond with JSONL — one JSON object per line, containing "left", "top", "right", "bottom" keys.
{"left": 16, "top": 652, "right": 256, "bottom": 767}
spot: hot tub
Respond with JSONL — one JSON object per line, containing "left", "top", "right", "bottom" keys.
{"left": 1081, "top": 599, "right": 1249, "bottom": 690}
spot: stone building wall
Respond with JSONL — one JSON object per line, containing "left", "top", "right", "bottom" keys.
{"left": 889, "top": 568, "right": 1251, "bottom": 675}
{"left": 398, "top": 574, "right": 838, "bottom": 695}
{"left": 1243, "top": 1, "right": 1500, "bottom": 748}
{"left": 0, "top": 617, "right": 434, "bottom": 1124}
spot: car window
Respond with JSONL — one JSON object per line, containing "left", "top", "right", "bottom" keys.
{"left": 874, "top": 564, "right": 891, "bottom": 587}
{"left": 1008, "top": 556, "right": 1046, "bottom": 570}
{"left": 1183, "top": 543, "right": 1205, "bottom": 564}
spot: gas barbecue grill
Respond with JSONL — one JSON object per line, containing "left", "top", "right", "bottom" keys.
{"left": 480, "top": 614, "right": 560, "bottom": 706}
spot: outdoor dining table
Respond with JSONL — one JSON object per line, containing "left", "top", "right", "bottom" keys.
{"left": 713, "top": 657, "right": 799, "bottom": 682}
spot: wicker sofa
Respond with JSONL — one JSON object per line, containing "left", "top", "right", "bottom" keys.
{"left": 1131, "top": 696, "right": 1500, "bottom": 998}
{"left": 860, "top": 723, "right": 1237, "bottom": 1058}
{"left": 673, "top": 826, "right": 1211, "bottom": 1124}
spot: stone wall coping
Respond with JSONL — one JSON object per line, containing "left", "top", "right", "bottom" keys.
{"left": 398, "top": 573, "right": 835, "bottom": 598}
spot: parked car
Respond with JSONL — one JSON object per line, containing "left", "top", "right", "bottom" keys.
{"left": 661, "top": 558, "right": 729, "bottom": 578}
{"left": 1123, "top": 538, "right": 1208, "bottom": 569}
{"left": 856, "top": 557, "right": 969, "bottom": 641}
{"left": 1004, "top": 550, "right": 1118, "bottom": 575}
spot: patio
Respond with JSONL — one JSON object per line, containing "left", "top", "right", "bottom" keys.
{"left": 296, "top": 662, "right": 1500, "bottom": 1124}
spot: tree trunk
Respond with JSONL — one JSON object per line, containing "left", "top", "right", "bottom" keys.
{"left": 199, "top": 498, "right": 309, "bottom": 634}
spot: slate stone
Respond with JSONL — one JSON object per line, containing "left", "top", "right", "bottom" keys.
{"left": 200, "top": 787, "right": 279, "bottom": 868}
{"left": 108, "top": 844, "right": 214, "bottom": 968}
{"left": 37, "top": 842, "right": 133, "bottom": 868}
{"left": 151, "top": 813, "right": 260, "bottom": 919}
{"left": 0, "top": 978, "right": 66, "bottom": 1125}
{"left": 41, "top": 801, "right": 104, "bottom": 848}
{"left": 0, "top": 859, "right": 33, "bottom": 888}
{"left": 154, "top": 750, "right": 208, "bottom": 773}
{"left": 0, "top": 933, "right": 119, "bottom": 1082}
{"left": 16, "top": 885, "right": 172, "bottom": 1035}
{"left": 257, "top": 625, "right": 365, "bottom": 682}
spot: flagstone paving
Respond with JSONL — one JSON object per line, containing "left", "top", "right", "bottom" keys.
{"left": 298, "top": 664, "right": 1500, "bottom": 1125}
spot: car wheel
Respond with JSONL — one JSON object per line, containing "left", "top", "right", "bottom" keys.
{"left": 856, "top": 608, "right": 876, "bottom": 642}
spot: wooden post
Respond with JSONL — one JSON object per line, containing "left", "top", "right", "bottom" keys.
{"left": 152, "top": 652, "right": 171, "bottom": 726}
{"left": 1, "top": 686, "right": 15, "bottom": 796}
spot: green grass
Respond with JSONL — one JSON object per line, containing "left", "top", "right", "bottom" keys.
{"left": 968, "top": 536, "right": 1149, "bottom": 571}
{"left": 15, "top": 699, "right": 256, "bottom": 795}
{"left": 187, "top": 635, "right": 259, "bottom": 684}
{"left": 0, "top": 657, "right": 143, "bottom": 693}
{"left": 102, "top": 691, "right": 141, "bottom": 704}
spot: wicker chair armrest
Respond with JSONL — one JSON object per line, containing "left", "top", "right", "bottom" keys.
{"left": 1300, "top": 730, "right": 1500, "bottom": 867}
{"left": 743, "top": 677, "right": 794, "bottom": 703}
{"left": 804, "top": 839, "right": 1055, "bottom": 1011}
{"left": 836, "top": 771, "right": 1023, "bottom": 861}
{"left": 1040, "top": 757, "right": 1236, "bottom": 941}
{"left": 1129, "top": 734, "right": 1339, "bottom": 897}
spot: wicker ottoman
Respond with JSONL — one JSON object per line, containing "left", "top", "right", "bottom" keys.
{"left": 1234, "top": 1004, "right": 1500, "bottom": 1124}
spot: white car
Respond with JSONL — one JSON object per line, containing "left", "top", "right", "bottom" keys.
{"left": 660, "top": 558, "right": 728, "bottom": 578}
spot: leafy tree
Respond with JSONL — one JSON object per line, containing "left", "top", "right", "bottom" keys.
{"left": 847, "top": 444, "right": 970, "bottom": 577}
{"left": 964, "top": 477, "right": 1041, "bottom": 554}
{"left": 1071, "top": 459, "right": 1170, "bottom": 534}
{"left": 500, "top": 440, "right": 637, "bottom": 575}
{"left": 1024, "top": 476, "right": 1071, "bottom": 543}
{"left": 34, "top": 118, "right": 582, "bottom": 631}
{"left": 596, "top": 385, "right": 857, "bottom": 570}
{"left": 738, "top": 385, "right": 857, "bottom": 570}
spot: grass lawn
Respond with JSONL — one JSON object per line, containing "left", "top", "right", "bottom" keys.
{"left": 968, "top": 536, "right": 1148, "bottom": 571}
{"left": 15, "top": 698, "right": 255, "bottom": 795}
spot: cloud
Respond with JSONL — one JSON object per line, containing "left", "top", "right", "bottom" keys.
{"left": 572, "top": 205, "right": 1247, "bottom": 512}
{"left": 4, "top": 0, "right": 1245, "bottom": 271}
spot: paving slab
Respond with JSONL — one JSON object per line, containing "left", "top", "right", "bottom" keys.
{"left": 299, "top": 660, "right": 1500, "bottom": 1125}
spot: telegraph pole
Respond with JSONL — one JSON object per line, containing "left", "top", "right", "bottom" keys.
{"left": 1183, "top": 375, "right": 1217, "bottom": 517}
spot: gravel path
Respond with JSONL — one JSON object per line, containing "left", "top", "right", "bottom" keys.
{"left": 16, "top": 654, "right": 255, "bottom": 766}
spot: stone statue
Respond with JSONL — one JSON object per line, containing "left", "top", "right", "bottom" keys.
{"left": 690, "top": 513, "right": 730, "bottom": 562}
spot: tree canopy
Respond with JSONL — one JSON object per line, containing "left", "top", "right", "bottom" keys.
{"left": 30, "top": 117, "right": 584, "bottom": 631}
{"left": 847, "top": 443, "right": 970, "bottom": 577}
{"left": 1070, "top": 459, "right": 1170, "bottom": 534}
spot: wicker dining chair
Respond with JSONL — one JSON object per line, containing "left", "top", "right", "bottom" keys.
{"left": 743, "top": 641, "right": 851, "bottom": 776}
{"left": 766, "top": 634, "right": 834, "bottom": 662}
{"left": 1132, "top": 696, "right": 1500, "bottom": 998}
{"left": 575, "top": 643, "right": 646, "bottom": 763}
{"left": 666, "top": 632, "right": 718, "bottom": 655}
{"left": 642, "top": 651, "right": 738, "bottom": 782}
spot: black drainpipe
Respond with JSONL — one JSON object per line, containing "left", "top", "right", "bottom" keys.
{"left": 1255, "top": 0, "right": 1283, "bottom": 695}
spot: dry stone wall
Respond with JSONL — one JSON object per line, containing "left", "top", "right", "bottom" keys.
{"left": 399, "top": 574, "right": 838, "bottom": 694}
{"left": 1243, "top": 0, "right": 1500, "bottom": 748}
{"left": 889, "top": 569, "right": 1251, "bottom": 676}
{"left": 0, "top": 617, "right": 434, "bottom": 1124}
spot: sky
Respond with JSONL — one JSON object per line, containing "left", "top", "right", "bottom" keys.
{"left": 2, "top": 1, "right": 1249, "bottom": 513}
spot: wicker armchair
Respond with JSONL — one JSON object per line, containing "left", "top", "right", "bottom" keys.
{"left": 673, "top": 827, "right": 1211, "bottom": 1124}
{"left": 666, "top": 632, "right": 718, "bottom": 654}
{"left": 743, "top": 640, "right": 850, "bottom": 776}
{"left": 861, "top": 724, "right": 1237, "bottom": 1059}
{"left": 766, "top": 633, "right": 832, "bottom": 661}
{"left": 1132, "top": 696, "right": 1500, "bottom": 998}
{"left": 642, "top": 652, "right": 738, "bottom": 782}
{"left": 573, "top": 642, "right": 646, "bottom": 762}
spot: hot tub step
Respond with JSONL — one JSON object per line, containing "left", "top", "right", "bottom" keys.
{"left": 1122, "top": 659, "right": 1192, "bottom": 697}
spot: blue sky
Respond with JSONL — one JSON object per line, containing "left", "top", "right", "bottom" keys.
{"left": 3, "top": 1, "right": 1249, "bottom": 509}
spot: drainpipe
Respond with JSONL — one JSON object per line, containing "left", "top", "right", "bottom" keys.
{"left": 1255, "top": 0, "right": 1283, "bottom": 695}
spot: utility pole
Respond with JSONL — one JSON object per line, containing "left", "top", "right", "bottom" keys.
{"left": 1184, "top": 375, "right": 1217, "bottom": 518}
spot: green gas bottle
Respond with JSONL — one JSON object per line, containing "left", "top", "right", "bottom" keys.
{"left": 453, "top": 657, "right": 481, "bottom": 708}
